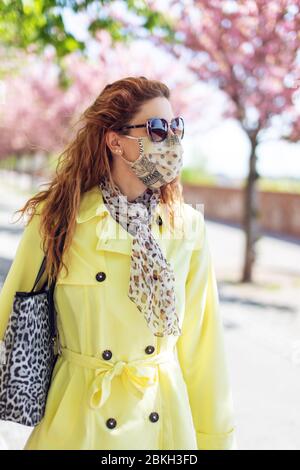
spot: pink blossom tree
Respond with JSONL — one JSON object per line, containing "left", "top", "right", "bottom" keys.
{"left": 144, "top": 0, "right": 300, "bottom": 281}
{"left": 2, "top": 1, "right": 299, "bottom": 281}
{"left": 0, "top": 31, "right": 202, "bottom": 164}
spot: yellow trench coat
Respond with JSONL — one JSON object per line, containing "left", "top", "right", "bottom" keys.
{"left": 0, "top": 185, "right": 237, "bottom": 450}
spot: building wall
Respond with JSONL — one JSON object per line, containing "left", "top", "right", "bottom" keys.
{"left": 183, "top": 183, "right": 300, "bottom": 239}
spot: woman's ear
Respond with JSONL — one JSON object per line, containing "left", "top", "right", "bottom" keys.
{"left": 106, "top": 131, "right": 122, "bottom": 156}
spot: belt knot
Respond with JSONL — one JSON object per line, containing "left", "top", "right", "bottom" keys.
{"left": 60, "top": 347, "right": 175, "bottom": 410}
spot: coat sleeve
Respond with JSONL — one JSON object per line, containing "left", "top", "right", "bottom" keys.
{"left": 0, "top": 210, "right": 46, "bottom": 342}
{"left": 176, "top": 212, "right": 237, "bottom": 450}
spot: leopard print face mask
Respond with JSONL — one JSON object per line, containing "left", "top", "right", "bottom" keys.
{"left": 120, "top": 133, "right": 183, "bottom": 189}
{"left": 99, "top": 177, "right": 182, "bottom": 338}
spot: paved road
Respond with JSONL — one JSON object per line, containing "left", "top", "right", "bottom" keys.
{"left": 206, "top": 219, "right": 300, "bottom": 450}
{"left": 0, "top": 173, "right": 299, "bottom": 450}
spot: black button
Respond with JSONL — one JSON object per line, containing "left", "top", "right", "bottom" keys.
{"left": 96, "top": 272, "right": 106, "bottom": 282}
{"left": 102, "top": 350, "right": 112, "bottom": 360}
{"left": 149, "top": 412, "right": 159, "bottom": 423}
{"left": 145, "top": 345, "right": 155, "bottom": 355}
{"left": 106, "top": 418, "right": 117, "bottom": 429}
{"left": 156, "top": 215, "right": 163, "bottom": 226}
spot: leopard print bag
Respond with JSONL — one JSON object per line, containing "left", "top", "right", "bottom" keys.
{"left": 0, "top": 256, "right": 60, "bottom": 426}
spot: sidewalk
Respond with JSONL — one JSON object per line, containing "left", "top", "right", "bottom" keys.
{"left": 0, "top": 174, "right": 300, "bottom": 449}
{"left": 206, "top": 219, "right": 300, "bottom": 450}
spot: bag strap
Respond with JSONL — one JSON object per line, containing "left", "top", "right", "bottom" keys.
{"left": 48, "top": 278, "right": 57, "bottom": 339}
{"left": 31, "top": 233, "right": 66, "bottom": 293}
{"left": 31, "top": 256, "right": 47, "bottom": 293}
{"left": 31, "top": 235, "right": 66, "bottom": 339}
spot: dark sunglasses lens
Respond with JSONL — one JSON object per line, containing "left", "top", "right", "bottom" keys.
{"left": 148, "top": 118, "right": 168, "bottom": 142}
{"left": 171, "top": 117, "right": 184, "bottom": 139}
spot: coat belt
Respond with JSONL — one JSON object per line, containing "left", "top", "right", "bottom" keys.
{"left": 60, "top": 346, "right": 176, "bottom": 410}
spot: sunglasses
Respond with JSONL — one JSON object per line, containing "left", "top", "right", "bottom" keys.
{"left": 116, "top": 116, "right": 184, "bottom": 143}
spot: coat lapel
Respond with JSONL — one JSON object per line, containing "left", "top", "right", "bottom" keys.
{"left": 76, "top": 185, "right": 170, "bottom": 257}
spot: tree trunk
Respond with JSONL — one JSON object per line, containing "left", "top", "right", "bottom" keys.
{"left": 242, "top": 131, "right": 260, "bottom": 282}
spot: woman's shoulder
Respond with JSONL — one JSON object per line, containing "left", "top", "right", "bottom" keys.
{"left": 75, "top": 185, "right": 106, "bottom": 224}
{"left": 182, "top": 200, "right": 205, "bottom": 224}
{"left": 178, "top": 200, "right": 206, "bottom": 248}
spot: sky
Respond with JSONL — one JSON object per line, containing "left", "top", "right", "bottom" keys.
{"left": 183, "top": 119, "right": 300, "bottom": 179}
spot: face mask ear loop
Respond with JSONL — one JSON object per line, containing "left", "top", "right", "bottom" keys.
{"left": 123, "top": 135, "right": 140, "bottom": 140}
{"left": 119, "top": 136, "right": 145, "bottom": 167}
{"left": 123, "top": 135, "right": 153, "bottom": 145}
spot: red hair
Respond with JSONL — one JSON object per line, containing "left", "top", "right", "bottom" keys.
{"left": 14, "top": 76, "right": 184, "bottom": 286}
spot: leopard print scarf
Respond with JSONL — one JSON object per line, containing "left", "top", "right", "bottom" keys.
{"left": 99, "top": 177, "right": 182, "bottom": 337}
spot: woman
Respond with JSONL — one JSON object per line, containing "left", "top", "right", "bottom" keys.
{"left": 0, "top": 76, "right": 237, "bottom": 450}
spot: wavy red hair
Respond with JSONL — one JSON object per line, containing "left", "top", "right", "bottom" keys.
{"left": 14, "top": 76, "right": 184, "bottom": 286}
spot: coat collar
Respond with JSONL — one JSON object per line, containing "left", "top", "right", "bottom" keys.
{"left": 75, "top": 185, "right": 171, "bottom": 257}
{"left": 76, "top": 184, "right": 169, "bottom": 228}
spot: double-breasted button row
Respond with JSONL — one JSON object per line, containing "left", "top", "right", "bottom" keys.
{"left": 106, "top": 418, "right": 117, "bottom": 429}
{"left": 102, "top": 345, "right": 158, "bottom": 430}
{"left": 102, "top": 349, "right": 112, "bottom": 360}
{"left": 145, "top": 345, "right": 155, "bottom": 355}
{"left": 156, "top": 215, "right": 163, "bottom": 226}
{"left": 95, "top": 271, "right": 106, "bottom": 282}
{"left": 96, "top": 270, "right": 160, "bottom": 283}
{"left": 149, "top": 412, "right": 159, "bottom": 423}
{"left": 101, "top": 346, "right": 155, "bottom": 359}
{"left": 106, "top": 412, "right": 159, "bottom": 429}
